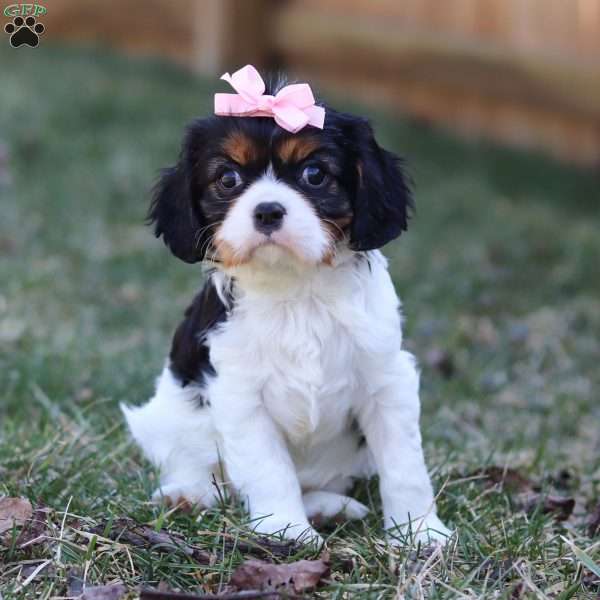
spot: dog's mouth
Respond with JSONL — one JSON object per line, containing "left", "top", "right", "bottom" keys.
{"left": 213, "top": 230, "right": 329, "bottom": 269}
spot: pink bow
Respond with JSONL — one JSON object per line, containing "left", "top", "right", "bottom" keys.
{"left": 214, "top": 65, "right": 325, "bottom": 134}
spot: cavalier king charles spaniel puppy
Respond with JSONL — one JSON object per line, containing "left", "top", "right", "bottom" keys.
{"left": 122, "top": 66, "right": 450, "bottom": 546}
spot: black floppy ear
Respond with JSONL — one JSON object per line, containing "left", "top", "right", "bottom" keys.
{"left": 148, "top": 163, "right": 205, "bottom": 264}
{"left": 348, "top": 119, "right": 413, "bottom": 252}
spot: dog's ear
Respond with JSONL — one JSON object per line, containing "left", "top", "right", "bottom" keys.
{"left": 148, "top": 164, "right": 205, "bottom": 263}
{"left": 347, "top": 118, "right": 413, "bottom": 252}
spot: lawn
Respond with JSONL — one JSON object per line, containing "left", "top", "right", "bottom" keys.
{"left": 0, "top": 44, "right": 599, "bottom": 599}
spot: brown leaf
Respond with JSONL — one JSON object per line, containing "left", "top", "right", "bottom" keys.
{"left": 588, "top": 503, "right": 600, "bottom": 537}
{"left": 140, "top": 590, "right": 289, "bottom": 599}
{"left": 519, "top": 492, "right": 575, "bottom": 521}
{"left": 0, "top": 141, "right": 11, "bottom": 185}
{"left": 476, "top": 467, "right": 533, "bottom": 492}
{"left": 510, "top": 581, "right": 526, "bottom": 599}
{"left": 230, "top": 556, "right": 330, "bottom": 594}
{"left": 16, "top": 505, "right": 51, "bottom": 548}
{"left": 0, "top": 497, "right": 33, "bottom": 535}
{"left": 80, "top": 584, "right": 128, "bottom": 600}
{"left": 425, "top": 348, "right": 455, "bottom": 379}
{"left": 471, "top": 468, "right": 575, "bottom": 521}
{"left": 67, "top": 569, "right": 85, "bottom": 597}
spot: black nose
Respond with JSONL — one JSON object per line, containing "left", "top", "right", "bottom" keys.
{"left": 253, "top": 202, "right": 286, "bottom": 234}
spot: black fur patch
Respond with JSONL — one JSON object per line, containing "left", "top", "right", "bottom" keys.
{"left": 169, "top": 275, "right": 232, "bottom": 395}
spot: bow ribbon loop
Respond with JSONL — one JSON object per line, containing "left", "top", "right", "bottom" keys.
{"left": 214, "top": 65, "right": 325, "bottom": 133}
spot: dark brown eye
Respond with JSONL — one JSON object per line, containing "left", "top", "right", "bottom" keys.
{"left": 218, "top": 169, "right": 242, "bottom": 191}
{"left": 301, "top": 165, "right": 327, "bottom": 188}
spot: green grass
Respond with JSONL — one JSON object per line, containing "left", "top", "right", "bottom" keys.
{"left": 1, "top": 44, "right": 599, "bottom": 598}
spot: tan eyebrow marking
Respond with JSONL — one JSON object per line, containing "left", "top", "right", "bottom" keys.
{"left": 277, "top": 136, "right": 321, "bottom": 163}
{"left": 221, "top": 131, "right": 261, "bottom": 166}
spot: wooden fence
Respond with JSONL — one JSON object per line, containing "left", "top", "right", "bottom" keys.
{"left": 39, "top": 0, "right": 600, "bottom": 166}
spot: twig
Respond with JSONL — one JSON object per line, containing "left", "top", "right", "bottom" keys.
{"left": 140, "top": 590, "right": 285, "bottom": 600}
{"left": 89, "top": 519, "right": 302, "bottom": 563}
{"left": 220, "top": 536, "right": 301, "bottom": 559}
{"left": 88, "top": 519, "right": 211, "bottom": 564}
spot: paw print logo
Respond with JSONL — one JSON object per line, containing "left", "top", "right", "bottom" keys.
{"left": 4, "top": 15, "right": 45, "bottom": 48}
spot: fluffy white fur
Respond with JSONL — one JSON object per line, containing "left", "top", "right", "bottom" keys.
{"left": 123, "top": 177, "right": 451, "bottom": 546}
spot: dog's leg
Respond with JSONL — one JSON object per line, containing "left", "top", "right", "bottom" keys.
{"left": 210, "top": 380, "right": 320, "bottom": 544}
{"left": 121, "top": 366, "right": 219, "bottom": 508}
{"left": 357, "top": 350, "right": 451, "bottom": 545}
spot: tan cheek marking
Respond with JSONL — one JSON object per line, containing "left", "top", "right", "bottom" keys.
{"left": 221, "top": 131, "right": 259, "bottom": 166}
{"left": 322, "top": 214, "right": 352, "bottom": 241}
{"left": 320, "top": 245, "right": 336, "bottom": 267}
{"left": 320, "top": 214, "right": 352, "bottom": 266}
{"left": 278, "top": 136, "right": 321, "bottom": 163}
{"left": 213, "top": 236, "right": 251, "bottom": 268}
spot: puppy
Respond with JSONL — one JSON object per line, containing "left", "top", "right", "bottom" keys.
{"left": 122, "top": 66, "right": 450, "bottom": 545}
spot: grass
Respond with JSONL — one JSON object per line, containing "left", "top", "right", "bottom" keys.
{"left": 0, "top": 44, "right": 599, "bottom": 599}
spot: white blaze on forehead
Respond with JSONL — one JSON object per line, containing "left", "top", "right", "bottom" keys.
{"left": 215, "top": 176, "right": 330, "bottom": 265}
{"left": 265, "top": 163, "right": 276, "bottom": 179}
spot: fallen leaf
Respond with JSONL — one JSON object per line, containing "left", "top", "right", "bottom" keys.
{"left": 230, "top": 556, "right": 330, "bottom": 594}
{"left": 588, "top": 503, "right": 600, "bottom": 538}
{"left": 0, "top": 497, "right": 33, "bottom": 535}
{"left": 140, "top": 590, "right": 288, "bottom": 599}
{"left": 16, "top": 505, "right": 51, "bottom": 548}
{"left": 582, "top": 572, "right": 600, "bottom": 592}
{"left": 0, "top": 141, "right": 11, "bottom": 185}
{"left": 519, "top": 492, "right": 575, "bottom": 521}
{"left": 551, "top": 468, "right": 575, "bottom": 491}
{"left": 19, "top": 559, "right": 53, "bottom": 587}
{"left": 425, "top": 347, "right": 455, "bottom": 379}
{"left": 80, "top": 584, "right": 128, "bottom": 600}
{"left": 475, "top": 467, "right": 533, "bottom": 492}
{"left": 510, "top": 581, "right": 525, "bottom": 599}
{"left": 67, "top": 568, "right": 85, "bottom": 597}
{"left": 0, "top": 237, "right": 15, "bottom": 254}
{"left": 471, "top": 468, "right": 575, "bottom": 521}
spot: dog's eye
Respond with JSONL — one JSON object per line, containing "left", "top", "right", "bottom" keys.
{"left": 218, "top": 169, "right": 242, "bottom": 191}
{"left": 301, "top": 165, "right": 327, "bottom": 188}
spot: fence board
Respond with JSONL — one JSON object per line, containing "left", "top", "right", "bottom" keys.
{"left": 274, "top": 1, "right": 600, "bottom": 165}
{"left": 34, "top": 0, "right": 600, "bottom": 165}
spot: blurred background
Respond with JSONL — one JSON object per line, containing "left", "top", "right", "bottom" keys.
{"left": 42, "top": 0, "right": 600, "bottom": 166}
{"left": 1, "top": 0, "right": 599, "bottom": 453}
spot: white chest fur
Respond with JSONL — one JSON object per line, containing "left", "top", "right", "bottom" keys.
{"left": 208, "top": 249, "right": 402, "bottom": 447}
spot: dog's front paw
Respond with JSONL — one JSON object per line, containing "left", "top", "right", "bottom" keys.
{"left": 252, "top": 514, "right": 323, "bottom": 546}
{"left": 388, "top": 514, "right": 453, "bottom": 547}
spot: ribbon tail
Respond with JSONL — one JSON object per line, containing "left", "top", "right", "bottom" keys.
{"left": 304, "top": 105, "right": 326, "bottom": 129}
{"left": 221, "top": 65, "right": 265, "bottom": 104}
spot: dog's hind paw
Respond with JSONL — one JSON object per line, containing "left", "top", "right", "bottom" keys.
{"left": 152, "top": 482, "right": 216, "bottom": 510}
{"left": 303, "top": 490, "right": 369, "bottom": 522}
